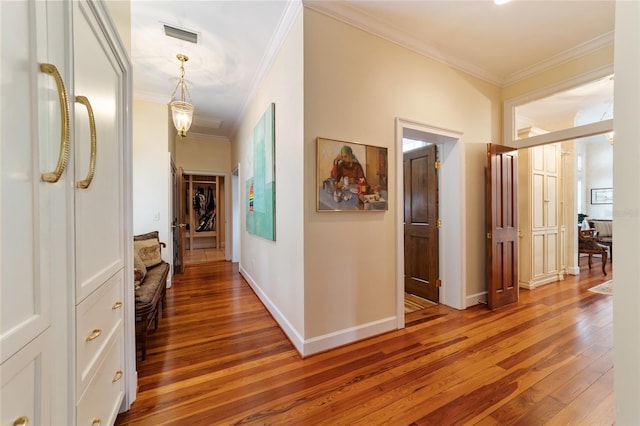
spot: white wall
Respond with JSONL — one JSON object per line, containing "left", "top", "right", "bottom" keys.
{"left": 585, "top": 137, "right": 613, "bottom": 219}
{"left": 232, "top": 10, "right": 306, "bottom": 350}
{"left": 132, "top": 100, "right": 171, "bottom": 269}
{"left": 613, "top": 0, "right": 640, "bottom": 421}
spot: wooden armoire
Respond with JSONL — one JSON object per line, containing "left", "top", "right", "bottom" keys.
{"left": 1, "top": 1, "right": 133, "bottom": 424}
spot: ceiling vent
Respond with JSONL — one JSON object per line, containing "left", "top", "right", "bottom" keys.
{"left": 164, "top": 24, "right": 198, "bottom": 44}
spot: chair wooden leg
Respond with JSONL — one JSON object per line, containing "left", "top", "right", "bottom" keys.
{"left": 588, "top": 254, "right": 592, "bottom": 269}
{"left": 602, "top": 252, "right": 608, "bottom": 276}
{"left": 141, "top": 318, "right": 148, "bottom": 361}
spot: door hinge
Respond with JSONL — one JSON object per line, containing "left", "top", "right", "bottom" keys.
{"left": 437, "top": 219, "right": 442, "bottom": 228}
{"left": 487, "top": 232, "right": 492, "bottom": 239}
{"left": 436, "top": 279, "right": 442, "bottom": 287}
{"left": 435, "top": 160, "right": 441, "bottom": 169}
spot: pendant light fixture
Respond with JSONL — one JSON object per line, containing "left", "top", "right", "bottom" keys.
{"left": 170, "top": 53, "right": 194, "bottom": 137}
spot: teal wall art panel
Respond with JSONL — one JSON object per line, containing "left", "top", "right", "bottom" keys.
{"left": 246, "top": 103, "right": 275, "bottom": 240}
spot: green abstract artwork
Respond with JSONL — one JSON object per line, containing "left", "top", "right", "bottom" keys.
{"left": 246, "top": 103, "right": 275, "bottom": 240}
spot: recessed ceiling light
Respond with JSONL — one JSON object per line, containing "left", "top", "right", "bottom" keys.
{"left": 494, "top": 0, "right": 511, "bottom": 4}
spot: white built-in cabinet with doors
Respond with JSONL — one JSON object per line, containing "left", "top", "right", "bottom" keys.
{"left": 518, "top": 142, "right": 565, "bottom": 289}
{"left": 1, "top": 1, "right": 133, "bottom": 425}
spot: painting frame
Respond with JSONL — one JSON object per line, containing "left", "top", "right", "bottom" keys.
{"left": 246, "top": 103, "right": 276, "bottom": 240}
{"left": 316, "top": 137, "right": 388, "bottom": 212}
{"left": 591, "top": 187, "right": 612, "bottom": 205}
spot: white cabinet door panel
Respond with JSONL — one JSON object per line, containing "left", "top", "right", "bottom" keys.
{"left": 0, "top": 331, "right": 52, "bottom": 426}
{"left": 73, "top": 1, "right": 125, "bottom": 303}
{"left": 0, "top": 0, "right": 68, "bottom": 363}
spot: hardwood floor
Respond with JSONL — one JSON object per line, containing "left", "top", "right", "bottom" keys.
{"left": 184, "top": 247, "right": 226, "bottom": 264}
{"left": 116, "top": 260, "right": 614, "bottom": 425}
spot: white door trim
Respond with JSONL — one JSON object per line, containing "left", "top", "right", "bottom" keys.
{"left": 395, "top": 118, "right": 464, "bottom": 330}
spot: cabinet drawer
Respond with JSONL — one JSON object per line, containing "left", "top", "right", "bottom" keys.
{"left": 76, "top": 270, "right": 124, "bottom": 395}
{"left": 77, "top": 331, "right": 124, "bottom": 426}
{"left": 1, "top": 331, "right": 51, "bottom": 426}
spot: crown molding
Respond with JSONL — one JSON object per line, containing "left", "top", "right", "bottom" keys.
{"left": 503, "top": 32, "right": 615, "bottom": 86}
{"left": 303, "top": 1, "right": 614, "bottom": 88}
{"left": 230, "top": 0, "right": 303, "bottom": 139}
{"left": 303, "top": 0, "right": 503, "bottom": 86}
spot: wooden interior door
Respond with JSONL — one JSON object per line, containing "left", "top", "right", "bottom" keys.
{"left": 404, "top": 144, "right": 439, "bottom": 302}
{"left": 172, "top": 166, "right": 185, "bottom": 274}
{"left": 486, "top": 143, "right": 519, "bottom": 309}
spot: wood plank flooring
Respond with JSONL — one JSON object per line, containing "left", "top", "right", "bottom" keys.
{"left": 116, "top": 260, "right": 613, "bottom": 425}
{"left": 184, "top": 247, "right": 226, "bottom": 264}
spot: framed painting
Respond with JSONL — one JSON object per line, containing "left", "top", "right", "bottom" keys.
{"left": 591, "top": 187, "right": 612, "bottom": 205}
{"left": 246, "top": 103, "right": 275, "bottom": 240}
{"left": 316, "top": 137, "right": 388, "bottom": 211}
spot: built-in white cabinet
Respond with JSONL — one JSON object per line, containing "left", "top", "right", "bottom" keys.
{"left": 1, "top": 1, "right": 132, "bottom": 424}
{"left": 519, "top": 143, "right": 565, "bottom": 289}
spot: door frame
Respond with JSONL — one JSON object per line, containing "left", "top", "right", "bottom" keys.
{"left": 183, "top": 169, "right": 232, "bottom": 261}
{"left": 231, "top": 164, "right": 240, "bottom": 263}
{"left": 395, "top": 118, "right": 464, "bottom": 328}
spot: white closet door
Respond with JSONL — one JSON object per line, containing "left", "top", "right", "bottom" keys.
{"left": 73, "top": 1, "right": 125, "bottom": 303}
{"left": 0, "top": 0, "right": 68, "bottom": 362}
{"left": 1, "top": 2, "right": 69, "bottom": 425}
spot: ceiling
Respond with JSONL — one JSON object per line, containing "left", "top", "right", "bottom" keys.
{"left": 130, "top": 0, "right": 615, "bottom": 139}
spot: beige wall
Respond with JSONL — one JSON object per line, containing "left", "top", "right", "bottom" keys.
{"left": 176, "top": 133, "right": 231, "bottom": 173}
{"left": 132, "top": 100, "right": 171, "bottom": 266}
{"left": 229, "top": 5, "right": 616, "bottom": 357}
{"left": 232, "top": 11, "right": 306, "bottom": 344}
{"left": 303, "top": 8, "right": 501, "bottom": 341}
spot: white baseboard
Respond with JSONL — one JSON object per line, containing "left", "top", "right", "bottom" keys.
{"left": 239, "top": 265, "right": 397, "bottom": 357}
{"left": 303, "top": 316, "right": 397, "bottom": 356}
{"left": 519, "top": 274, "right": 560, "bottom": 290}
{"left": 239, "top": 265, "right": 305, "bottom": 354}
{"left": 566, "top": 266, "right": 581, "bottom": 275}
{"left": 466, "top": 291, "right": 487, "bottom": 308}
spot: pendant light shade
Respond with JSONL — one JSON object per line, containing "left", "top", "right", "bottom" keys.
{"left": 171, "top": 100, "right": 194, "bottom": 137}
{"left": 170, "top": 53, "right": 194, "bottom": 137}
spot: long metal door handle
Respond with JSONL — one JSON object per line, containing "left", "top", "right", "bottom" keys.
{"left": 39, "top": 63, "right": 70, "bottom": 183}
{"left": 75, "top": 95, "right": 97, "bottom": 189}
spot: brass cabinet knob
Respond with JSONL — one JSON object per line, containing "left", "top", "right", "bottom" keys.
{"left": 85, "top": 328, "right": 102, "bottom": 342}
{"left": 13, "top": 416, "right": 29, "bottom": 426}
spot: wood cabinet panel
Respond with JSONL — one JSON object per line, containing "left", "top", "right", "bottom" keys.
{"left": 184, "top": 174, "right": 221, "bottom": 250}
